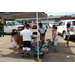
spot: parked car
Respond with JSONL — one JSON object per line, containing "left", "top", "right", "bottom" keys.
{"left": 4, "top": 21, "right": 24, "bottom": 34}
{"left": 49, "top": 22, "right": 59, "bottom": 28}
{"left": 49, "top": 22, "right": 54, "bottom": 28}
{"left": 43, "top": 23, "right": 48, "bottom": 28}
{"left": 30, "top": 23, "right": 37, "bottom": 29}
{"left": 57, "top": 20, "right": 75, "bottom": 40}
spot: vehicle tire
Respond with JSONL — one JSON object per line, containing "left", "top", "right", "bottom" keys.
{"left": 58, "top": 32, "right": 60, "bottom": 35}
{"left": 49, "top": 26, "right": 51, "bottom": 28}
{"left": 63, "top": 32, "right": 67, "bottom": 40}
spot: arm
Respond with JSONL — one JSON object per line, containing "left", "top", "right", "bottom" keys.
{"left": 30, "top": 31, "right": 33, "bottom": 38}
{"left": 11, "top": 38, "right": 12, "bottom": 42}
{"left": 38, "top": 30, "right": 40, "bottom": 33}
{"left": 14, "top": 37, "right": 17, "bottom": 43}
{"left": 20, "top": 31, "right": 23, "bottom": 38}
{"left": 31, "top": 35, "right": 33, "bottom": 38}
{"left": 44, "top": 29, "right": 47, "bottom": 34}
{"left": 44, "top": 25, "right": 47, "bottom": 34}
{"left": 20, "top": 35, "right": 23, "bottom": 38}
{"left": 53, "top": 32, "right": 56, "bottom": 42}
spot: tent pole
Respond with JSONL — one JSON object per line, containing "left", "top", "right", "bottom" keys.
{"left": 36, "top": 12, "right": 39, "bottom": 59}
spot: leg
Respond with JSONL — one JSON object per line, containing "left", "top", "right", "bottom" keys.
{"left": 26, "top": 41, "right": 31, "bottom": 58}
{"left": 55, "top": 45, "right": 57, "bottom": 50}
{"left": 13, "top": 47, "right": 15, "bottom": 52}
{"left": 22, "top": 47, "right": 25, "bottom": 57}
{"left": 22, "top": 47, "right": 25, "bottom": 53}
{"left": 54, "top": 41, "right": 58, "bottom": 52}
{"left": 65, "top": 36, "right": 69, "bottom": 47}
{"left": 14, "top": 46, "right": 17, "bottom": 52}
{"left": 67, "top": 40, "right": 68, "bottom": 44}
{"left": 27, "top": 51, "right": 29, "bottom": 54}
{"left": 26, "top": 48, "right": 31, "bottom": 58}
{"left": 14, "top": 46, "right": 19, "bottom": 54}
{"left": 67, "top": 36, "right": 69, "bottom": 45}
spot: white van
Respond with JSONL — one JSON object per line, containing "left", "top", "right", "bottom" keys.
{"left": 57, "top": 20, "right": 75, "bottom": 40}
{"left": 4, "top": 21, "right": 24, "bottom": 34}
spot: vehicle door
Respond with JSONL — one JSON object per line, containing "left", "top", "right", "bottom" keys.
{"left": 57, "top": 22, "right": 62, "bottom": 33}
{"left": 11, "top": 22, "right": 17, "bottom": 32}
{"left": 57, "top": 22, "right": 65, "bottom": 33}
{"left": 71, "top": 21, "right": 75, "bottom": 34}
{"left": 4, "top": 22, "right": 12, "bottom": 33}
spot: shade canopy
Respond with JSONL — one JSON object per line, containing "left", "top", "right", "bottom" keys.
{"left": 0, "top": 12, "right": 47, "bottom": 19}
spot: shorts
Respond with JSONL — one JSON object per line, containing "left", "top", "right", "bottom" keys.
{"left": 66, "top": 35, "right": 70, "bottom": 40}
{"left": 54, "top": 41, "right": 58, "bottom": 45}
{"left": 23, "top": 41, "right": 31, "bottom": 51}
{"left": 40, "top": 33, "right": 45, "bottom": 40}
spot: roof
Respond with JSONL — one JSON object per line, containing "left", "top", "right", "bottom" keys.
{"left": 0, "top": 12, "right": 47, "bottom": 19}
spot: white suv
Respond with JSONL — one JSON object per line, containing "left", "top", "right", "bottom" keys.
{"left": 57, "top": 20, "right": 75, "bottom": 40}
{"left": 4, "top": 21, "right": 24, "bottom": 34}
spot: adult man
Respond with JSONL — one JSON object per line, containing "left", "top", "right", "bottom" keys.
{"left": 38, "top": 23, "right": 47, "bottom": 44}
{"left": 20, "top": 24, "right": 33, "bottom": 58}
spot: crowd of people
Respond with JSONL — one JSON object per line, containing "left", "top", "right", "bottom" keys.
{"left": 10, "top": 22, "right": 71, "bottom": 58}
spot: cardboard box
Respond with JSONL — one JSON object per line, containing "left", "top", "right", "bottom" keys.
{"left": 14, "top": 34, "right": 22, "bottom": 42}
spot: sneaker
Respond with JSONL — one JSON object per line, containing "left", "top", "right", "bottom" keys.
{"left": 51, "top": 42, "right": 54, "bottom": 45}
{"left": 13, "top": 52, "right": 16, "bottom": 53}
{"left": 15, "top": 52, "right": 19, "bottom": 54}
{"left": 22, "top": 54, "right": 24, "bottom": 57}
{"left": 65, "top": 44, "right": 69, "bottom": 47}
{"left": 26, "top": 54, "right": 31, "bottom": 58}
{"left": 54, "top": 50, "right": 58, "bottom": 52}
{"left": 55, "top": 50, "right": 58, "bottom": 52}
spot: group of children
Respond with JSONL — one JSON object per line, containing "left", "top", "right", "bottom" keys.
{"left": 51, "top": 23, "right": 70, "bottom": 52}
{"left": 10, "top": 22, "right": 71, "bottom": 57}
{"left": 11, "top": 24, "right": 33, "bottom": 58}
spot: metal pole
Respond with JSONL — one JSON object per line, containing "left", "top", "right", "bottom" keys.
{"left": 36, "top": 12, "right": 39, "bottom": 59}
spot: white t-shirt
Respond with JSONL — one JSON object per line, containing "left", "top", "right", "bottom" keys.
{"left": 20, "top": 29, "right": 32, "bottom": 41}
{"left": 66, "top": 27, "right": 70, "bottom": 37}
{"left": 38, "top": 24, "right": 47, "bottom": 33}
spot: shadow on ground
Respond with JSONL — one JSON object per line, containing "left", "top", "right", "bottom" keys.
{"left": 0, "top": 47, "right": 38, "bottom": 62}
{"left": 41, "top": 41, "right": 75, "bottom": 62}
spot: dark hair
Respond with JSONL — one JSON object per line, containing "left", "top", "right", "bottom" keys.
{"left": 25, "top": 22, "right": 27, "bottom": 24}
{"left": 67, "top": 23, "right": 70, "bottom": 28}
{"left": 54, "top": 26, "right": 57, "bottom": 30}
{"left": 12, "top": 29, "right": 16, "bottom": 32}
{"left": 11, "top": 32, "right": 15, "bottom": 36}
{"left": 39, "top": 23, "right": 42, "bottom": 27}
{"left": 26, "top": 24, "right": 30, "bottom": 28}
{"left": 53, "top": 25, "right": 55, "bottom": 28}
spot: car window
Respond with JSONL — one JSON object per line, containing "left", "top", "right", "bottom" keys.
{"left": 11, "top": 22, "right": 20, "bottom": 25}
{"left": 6, "top": 22, "right": 11, "bottom": 26}
{"left": 67, "top": 21, "right": 71, "bottom": 25}
{"left": 59, "top": 22, "right": 65, "bottom": 26}
{"left": 72, "top": 21, "right": 75, "bottom": 26}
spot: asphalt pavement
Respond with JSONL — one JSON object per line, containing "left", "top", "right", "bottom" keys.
{"left": 0, "top": 28, "right": 75, "bottom": 62}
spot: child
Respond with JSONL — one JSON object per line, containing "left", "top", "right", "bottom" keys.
{"left": 65, "top": 23, "right": 70, "bottom": 47}
{"left": 53, "top": 26, "right": 58, "bottom": 52}
{"left": 11, "top": 32, "right": 19, "bottom": 54}
{"left": 20, "top": 24, "right": 33, "bottom": 58}
{"left": 51, "top": 25, "right": 55, "bottom": 45}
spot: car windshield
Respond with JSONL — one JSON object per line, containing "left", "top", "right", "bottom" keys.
{"left": 11, "top": 22, "right": 21, "bottom": 25}
{"left": 53, "top": 22, "right": 58, "bottom": 24}
{"left": 73, "top": 21, "right": 75, "bottom": 26}
{"left": 32, "top": 23, "right": 37, "bottom": 24}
